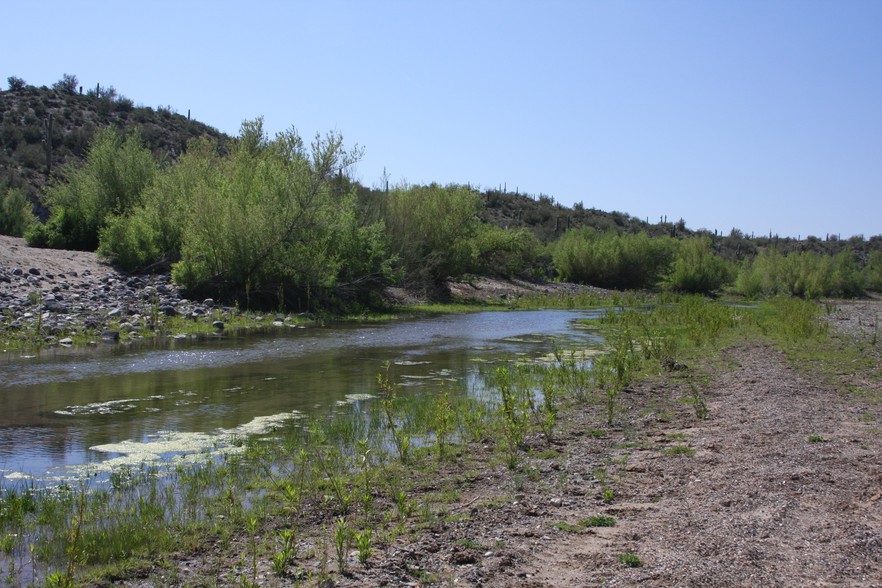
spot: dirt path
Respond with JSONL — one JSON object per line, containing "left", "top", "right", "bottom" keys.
{"left": 509, "top": 344, "right": 882, "bottom": 587}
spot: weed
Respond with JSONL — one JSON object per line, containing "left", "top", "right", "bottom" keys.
{"left": 602, "top": 488, "right": 615, "bottom": 503}
{"left": 378, "top": 363, "right": 411, "bottom": 464}
{"left": 618, "top": 552, "right": 642, "bottom": 567}
{"left": 663, "top": 444, "right": 695, "bottom": 456}
{"left": 334, "top": 517, "right": 350, "bottom": 575}
{"left": 583, "top": 515, "right": 616, "bottom": 527}
{"left": 554, "top": 514, "right": 616, "bottom": 533}
{"left": 537, "top": 370, "right": 560, "bottom": 442}
{"left": 688, "top": 380, "right": 708, "bottom": 419}
{"left": 808, "top": 434, "right": 827, "bottom": 443}
{"left": 353, "top": 528, "right": 373, "bottom": 565}
{"left": 455, "top": 538, "right": 486, "bottom": 550}
{"left": 432, "top": 386, "right": 455, "bottom": 460}
{"left": 396, "top": 490, "right": 414, "bottom": 522}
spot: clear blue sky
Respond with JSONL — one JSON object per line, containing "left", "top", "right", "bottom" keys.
{"left": 4, "top": 0, "right": 881, "bottom": 239}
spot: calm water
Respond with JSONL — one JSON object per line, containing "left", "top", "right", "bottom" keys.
{"left": 0, "top": 310, "right": 602, "bottom": 485}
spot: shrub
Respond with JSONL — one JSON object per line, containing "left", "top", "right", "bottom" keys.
{"left": 665, "top": 236, "right": 734, "bottom": 294}
{"left": 98, "top": 212, "right": 160, "bottom": 269}
{"left": 866, "top": 251, "right": 882, "bottom": 293}
{"left": 29, "top": 127, "right": 157, "bottom": 250}
{"left": 0, "top": 188, "right": 36, "bottom": 236}
{"left": 383, "top": 183, "right": 483, "bottom": 285}
{"left": 52, "top": 73, "right": 79, "bottom": 95}
{"left": 471, "top": 225, "right": 545, "bottom": 279}
{"left": 736, "top": 248, "right": 865, "bottom": 298}
{"left": 552, "top": 229, "right": 675, "bottom": 289}
{"left": 6, "top": 76, "right": 26, "bottom": 91}
{"left": 169, "top": 120, "right": 390, "bottom": 309}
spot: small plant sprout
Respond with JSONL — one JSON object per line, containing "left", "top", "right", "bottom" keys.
{"left": 432, "top": 386, "right": 455, "bottom": 460}
{"left": 271, "top": 529, "right": 297, "bottom": 576}
{"left": 663, "top": 444, "right": 695, "bottom": 457}
{"left": 379, "top": 363, "right": 411, "bottom": 463}
{"left": 334, "top": 517, "right": 350, "bottom": 575}
{"left": 808, "top": 434, "right": 827, "bottom": 443}
{"left": 618, "top": 552, "right": 642, "bottom": 567}
{"left": 354, "top": 528, "right": 373, "bottom": 565}
{"left": 688, "top": 380, "right": 708, "bottom": 419}
{"left": 583, "top": 514, "right": 616, "bottom": 527}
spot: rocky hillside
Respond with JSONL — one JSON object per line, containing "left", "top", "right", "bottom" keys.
{"left": 0, "top": 78, "right": 228, "bottom": 210}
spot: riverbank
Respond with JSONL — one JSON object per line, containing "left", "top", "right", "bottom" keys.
{"left": 0, "top": 235, "right": 605, "bottom": 353}
{"left": 109, "top": 300, "right": 881, "bottom": 587}
{"left": 3, "top": 237, "right": 880, "bottom": 587}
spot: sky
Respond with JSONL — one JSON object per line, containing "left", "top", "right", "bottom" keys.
{"left": 4, "top": 0, "right": 881, "bottom": 239}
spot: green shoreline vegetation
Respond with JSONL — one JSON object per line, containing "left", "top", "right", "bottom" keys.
{"left": 1, "top": 79, "right": 880, "bottom": 585}
{"left": 0, "top": 293, "right": 876, "bottom": 586}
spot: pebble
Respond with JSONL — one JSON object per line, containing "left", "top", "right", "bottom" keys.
{"left": 0, "top": 265, "right": 238, "bottom": 347}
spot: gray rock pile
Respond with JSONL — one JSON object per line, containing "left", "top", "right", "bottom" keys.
{"left": 0, "top": 265, "right": 234, "bottom": 346}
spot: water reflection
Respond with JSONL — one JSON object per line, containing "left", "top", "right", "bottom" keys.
{"left": 0, "top": 310, "right": 603, "bottom": 483}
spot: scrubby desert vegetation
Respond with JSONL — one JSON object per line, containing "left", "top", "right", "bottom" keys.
{"left": 3, "top": 74, "right": 881, "bottom": 309}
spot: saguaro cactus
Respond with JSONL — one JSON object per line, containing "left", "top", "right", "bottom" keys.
{"left": 42, "top": 113, "right": 53, "bottom": 175}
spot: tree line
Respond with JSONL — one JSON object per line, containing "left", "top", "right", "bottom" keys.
{"left": 4, "top": 121, "right": 882, "bottom": 309}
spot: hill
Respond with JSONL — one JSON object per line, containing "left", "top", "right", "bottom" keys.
{"left": 2, "top": 76, "right": 880, "bottom": 271}
{"left": 0, "top": 77, "right": 227, "bottom": 216}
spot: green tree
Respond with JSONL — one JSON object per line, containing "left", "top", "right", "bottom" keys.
{"left": 552, "top": 229, "right": 675, "bottom": 289}
{"left": 170, "top": 120, "right": 389, "bottom": 309}
{"left": 382, "top": 183, "right": 482, "bottom": 284}
{"left": 52, "top": 73, "right": 79, "bottom": 95}
{"left": 665, "top": 236, "right": 734, "bottom": 294}
{"left": 866, "top": 251, "right": 882, "bottom": 293}
{"left": 27, "top": 127, "right": 158, "bottom": 250}
{"left": 98, "top": 136, "right": 222, "bottom": 269}
{"left": 471, "top": 224, "right": 545, "bottom": 279}
{"left": 6, "top": 76, "right": 26, "bottom": 91}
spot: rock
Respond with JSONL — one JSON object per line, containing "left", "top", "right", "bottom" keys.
{"left": 101, "top": 330, "right": 120, "bottom": 342}
{"left": 43, "top": 300, "right": 68, "bottom": 313}
{"left": 159, "top": 304, "right": 177, "bottom": 317}
{"left": 28, "top": 267, "right": 41, "bottom": 276}
{"left": 203, "top": 298, "right": 215, "bottom": 308}
{"left": 212, "top": 320, "right": 224, "bottom": 330}
{"left": 450, "top": 546, "right": 477, "bottom": 565}
{"left": 12, "top": 268, "right": 23, "bottom": 276}
{"left": 107, "top": 308, "right": 121, "bottom": 318}
{"left": 59, "top": 337, "right": 73, "bottom": 345}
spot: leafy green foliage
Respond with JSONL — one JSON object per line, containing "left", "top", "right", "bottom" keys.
{"left": 27, "top": 127, "right": 157, "bottom": 250}
{"left": 866, "top": 251, "right": 882, "bottom": 293}
{"left": 736, "top": 248, "right": 865, "bottom": 298}
{"left": 470, "top": 224, "right": 547, "bottom": 279}
{"left": 552, "top": 229, "right": 675, "bottom": 289}
{"left": 664, "top": 236, "right": 734, "bottom": 294}
{"left": 0, "top": 187, "right": 36, "bottom": 236}
{"left": 168, "top": 121, "right": 389, "bottom": 309}
{"left": 382, "top": 183, "right": 482, "bottom": 284}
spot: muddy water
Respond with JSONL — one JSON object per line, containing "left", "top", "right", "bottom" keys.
{"left": 0, "top": 310, "right": 602, "bottom": 485}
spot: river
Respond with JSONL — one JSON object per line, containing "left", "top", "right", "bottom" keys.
{"left": 0, "top": 310, "right": 603, "bottom": 486}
